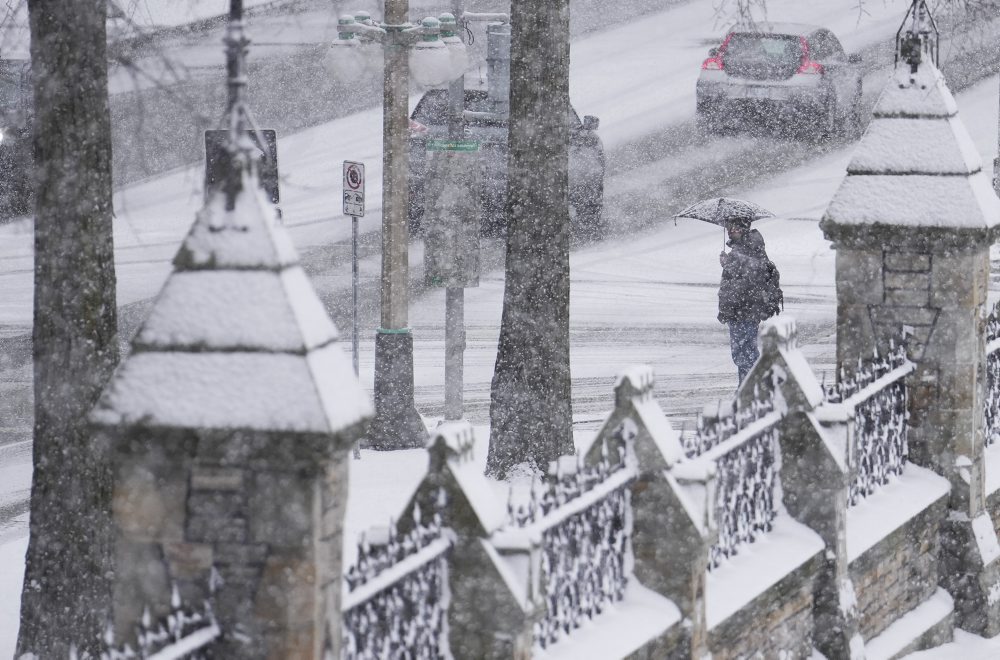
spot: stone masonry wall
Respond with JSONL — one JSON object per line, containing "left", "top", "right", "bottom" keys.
{"left": 708, "top": 553, "right": 821, "bottom": 660}
{"left": 849, "top": 495, "right": 948, "bottom": 641}
{"left": 110, "top": 426, "right": 346, "bottom": 659}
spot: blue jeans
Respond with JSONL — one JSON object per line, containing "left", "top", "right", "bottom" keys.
{"left": 728, "top": 321, "right": 760, "bottom": 384}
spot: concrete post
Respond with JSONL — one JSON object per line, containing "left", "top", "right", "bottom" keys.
{"left": 821, "top": 60, "right": 1000, "bottom": 635}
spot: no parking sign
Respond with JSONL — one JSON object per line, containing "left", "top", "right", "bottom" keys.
{"left": 343, "top": 161, "right": 365, "bottom": 217}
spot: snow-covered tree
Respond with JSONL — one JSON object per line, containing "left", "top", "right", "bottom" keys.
{"left": 17, "top": 0, "right": 118, "bottom": 656}
{"left": 487, "top": 0, "right": 575, "bottom": 477}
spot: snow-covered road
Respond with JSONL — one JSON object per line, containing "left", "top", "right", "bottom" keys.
{"left": 0, "top": 0, "right": 924, "bottom": 329}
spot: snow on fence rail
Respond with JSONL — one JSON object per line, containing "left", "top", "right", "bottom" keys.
{"left": 824, "top": 343, "right": 912, "bottom": 505}
{"left": 342, "top": 503, "right": 452, "bottom": 660}
{"left": 986, "top": 307, "right": 1000, "bottom": 447}
{"left": 679, "top": 384, "right": 780, "bottom": 570}
{"left": 493, "top": 443, "right": 634, "bottom": 650}
{"left": 75, "top": 581, "right": 220, "bottom": 660}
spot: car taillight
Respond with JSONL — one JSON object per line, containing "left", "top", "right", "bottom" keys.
{"left": 702, "top": 33, "right": 733, "bottom": 71}
{"left": 797, "top": 36, "right": 824, "bottom": 74}
{"left": 409, "top": 119, "right": 429, "bottom": 135}
{"left": 797, "top": 59, "right": 824, "bottom": 74}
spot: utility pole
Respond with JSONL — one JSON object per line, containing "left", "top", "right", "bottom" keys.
{"left": 370, "top": 0, "right": 427, "bottom": 449}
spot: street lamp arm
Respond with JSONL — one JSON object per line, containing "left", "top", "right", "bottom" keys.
{"left": 462, "top": 12, "right": 509, "bottom": 23}
{"left": 345, "top": 21, "right": 388, "bottom": 38}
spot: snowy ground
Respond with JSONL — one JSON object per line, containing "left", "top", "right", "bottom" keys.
{"left": 1, "top": 0, "right": 1000, "bottom": 654}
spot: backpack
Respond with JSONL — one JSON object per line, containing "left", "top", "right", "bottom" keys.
{"left": 762, "top": 259, "right": 783, "bottom": 319}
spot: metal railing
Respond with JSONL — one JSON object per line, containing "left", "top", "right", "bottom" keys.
{"left": 535, "top": 484, "right": 629, "bottom": 648}
{"left": 506, "top": 443, "right": 628, "bottom": 527}
{"left": 76, "top": 580, "right": 221, "bottom": 660}
{"left": 682, "top": 384, "right": 781, "bottom": 569}
{"left": 682, "top": 385, "right": 776, "bottom": 458}
{"left": 495, "top": 443, "right": 633, "bottom": 650}
{"left": 824, "top": 343, "right": 912, "bottom": 506}
{"left": 986, "top": 307, "right": 1000, "bottom": 447}
{"left": 342, "top": 502, "right": 452, "bottom": 660}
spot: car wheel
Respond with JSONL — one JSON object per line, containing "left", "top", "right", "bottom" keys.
{"left": 816, "top": 96, "right": 838, "bottom": 142}
{"left": 697, "top": 107, "right": 720, "bottom": 136}
{"left": 696, "top": 98, "right": 720, "bottom": 135}
{"left": 480, "top": 192, "right": 506, "bottom": 237}
{"left": 407, "top": 200, "right": 423, "bottom": 235}
{"left": 573, "top": 195, "right": 606, "bottom": 241}
{"left": 845, "top": 85, "right": 864, "bottom": 140}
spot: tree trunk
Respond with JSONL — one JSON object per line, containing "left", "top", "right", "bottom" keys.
{"left": 486, "top": 0, "right": 574, "bottom": 478}
{"left": 17, "top": 0, "right": 118, "bottom": 656}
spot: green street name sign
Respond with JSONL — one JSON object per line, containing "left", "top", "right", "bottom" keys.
{"left": 426, "top": 139, "right": 480, "bottom": 152}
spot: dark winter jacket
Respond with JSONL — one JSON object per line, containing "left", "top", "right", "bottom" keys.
{"left": 718, "top": 228, "right": 781, "bottom": 323}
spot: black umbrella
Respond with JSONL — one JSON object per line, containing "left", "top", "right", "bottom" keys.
{"left": 675, "top": 197, "right": 775, "bottom": 251}
{"left": 675, "top": 197, "right": 775, "bottom": 227}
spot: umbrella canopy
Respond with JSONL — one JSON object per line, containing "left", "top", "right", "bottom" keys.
{"left": 675, "top": 197, "right": 775, "bottom": 227}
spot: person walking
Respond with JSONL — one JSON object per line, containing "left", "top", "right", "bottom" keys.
{"left": 717, "top": 217, "right": 782, "bottom": 383}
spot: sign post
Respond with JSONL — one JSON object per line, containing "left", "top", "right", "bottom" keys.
{"left": 343, "top": 161, "right": 365, "bottom": 378}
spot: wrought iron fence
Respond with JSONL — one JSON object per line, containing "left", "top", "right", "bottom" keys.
{"left": 342, "top": 502, "right": 451, "bottom": 660}
{"left": 534, "top": 484, "right": 630, "bottom": 649}
{"left": 344, "top": 502, "right": 448, "bottom": 592}
{"left": 75, "top": 579, "right": 221, "bottom": 660}
{"left": 682, "top": 385, "right": 776, "bottom": 458}
{"left": 680, "top": 382, "right": 780, "bottom": 569}
{"left": 708, "top": 425, "right": 779, "bottom": 568}
{"left": 506, "top": 442, "right": 626, "bottom": 527}
{"left": 986, "top": 306, "right": 1000, "bottom": 447}
{"left": 824, "top": 341, "right": 908, "bottom": 404}
{"left": 824, "top": 343, "right": 911, "bottom": 506}
{"left": 496, "top": 443, "right": 632, "bottom": 649}
{"left": 848, "top": 380, "right": 908, "bottom": 504}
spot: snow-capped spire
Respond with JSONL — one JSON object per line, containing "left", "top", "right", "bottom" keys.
{"left": 91, "top": 2, "right": 371, "bottom": 436}
{"left": 822, "top": 56, "right": 1000, "bottom": 232}
{"left": 895, "top": 0, "right": 938, "bottom": 75}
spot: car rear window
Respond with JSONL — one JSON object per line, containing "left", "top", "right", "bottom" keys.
{"left": 725, "top": 34, "right": 801, "bottom": 66}
{"left": 412, "top": 90, "right": 586, "bottom": 129}
{"left": 411, "top": 90, "right": 493, "bottom": 126}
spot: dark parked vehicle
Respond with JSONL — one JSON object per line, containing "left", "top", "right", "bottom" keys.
{"left": 408, "top": 89, "right": 606, "bottom": 236}
{"left": 0, "top": 58, "right": 32, "bottom": 218}
{"left": 696, "top": 23, "right": 863, "bottom": 138}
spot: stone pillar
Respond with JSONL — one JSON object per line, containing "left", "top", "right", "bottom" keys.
{"left": 408, "top": 425, "right": 538, "bottom": 659}
{"left": 821, "top": 60, "right": 1000, "bottom": 635}
{"left": 91, "top": 174, "right": 371, "bottom": 657}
